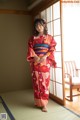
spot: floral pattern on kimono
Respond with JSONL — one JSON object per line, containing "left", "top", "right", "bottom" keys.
{"left": 27, "top": 34, "right": 56, "bottom": 107}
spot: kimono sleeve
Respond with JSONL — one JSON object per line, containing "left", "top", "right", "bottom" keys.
{"left": 47, "top": 36, "right": 57, "bottom": 67}
{"left": 26, "top": 37, "right": 36, "bottom": 62}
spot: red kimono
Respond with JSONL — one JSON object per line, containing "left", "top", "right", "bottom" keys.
{"left": 27, "top": 34, "right": 56, "bottom": 107}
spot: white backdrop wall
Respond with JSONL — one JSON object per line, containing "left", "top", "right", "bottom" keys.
{"left": 62, "top": 3, "right": 80, "bottom": 68}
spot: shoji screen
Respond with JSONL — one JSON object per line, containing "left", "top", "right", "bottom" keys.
{"left": 35, "top": 0, "right": 64, "bottom": 105}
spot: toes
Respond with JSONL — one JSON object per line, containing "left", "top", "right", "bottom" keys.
{"left": 42, "top": 107, "right": 47, "bottom": 112}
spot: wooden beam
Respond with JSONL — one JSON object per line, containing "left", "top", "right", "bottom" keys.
{"left": 0, "top": 9, "right": 31, "bottom": 15}
{"left": 27, "top": 0, "right": 38, "bottom": 6}
{"left": 30, "top": 0, "right": 59, "bottom": 16}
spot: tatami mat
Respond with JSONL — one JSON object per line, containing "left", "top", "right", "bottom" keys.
{"left": 0, "top": 89, "right": 80, "bottom": 120}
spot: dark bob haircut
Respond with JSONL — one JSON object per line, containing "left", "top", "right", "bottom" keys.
{"left": 33, "top": 18, "right": 48, "bottom": 36}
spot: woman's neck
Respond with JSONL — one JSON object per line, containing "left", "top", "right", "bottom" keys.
{"left": 38, "top": 32, "right": 44, "bottom": 36}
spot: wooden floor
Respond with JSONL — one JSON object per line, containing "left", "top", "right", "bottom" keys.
{"left": 65, "top": 89, "right": 80, "bottom": 115}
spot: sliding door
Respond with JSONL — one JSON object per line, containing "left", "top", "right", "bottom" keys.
{"left": 34, "top": 0, "right": 64, "bottom": 105}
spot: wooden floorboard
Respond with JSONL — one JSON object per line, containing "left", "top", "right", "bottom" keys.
{"left": 65, "top": 89, "right": 80, "bottom": 115}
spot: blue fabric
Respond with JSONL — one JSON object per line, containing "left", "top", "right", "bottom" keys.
{"left": 35, "top": 51, "right": 47, "bottom": 54}
{"left": 33, "top": 43, "right": 50, "bottom": 48}
{"left": 34, "top": 43, "right": 50, "bottom": 55}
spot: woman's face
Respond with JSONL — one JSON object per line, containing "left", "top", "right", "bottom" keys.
{"left": 36, "top": 23, "right": 44, "bottom": 34}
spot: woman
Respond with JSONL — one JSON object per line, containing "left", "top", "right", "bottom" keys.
{"left": 27, "top": 18, "right": 56, "bottom": 112}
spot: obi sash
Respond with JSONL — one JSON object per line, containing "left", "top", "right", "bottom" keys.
{"left": 33, "top": 43, "right": 50, "bottom": 55}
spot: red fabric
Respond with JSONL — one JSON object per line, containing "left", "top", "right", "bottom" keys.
{"left": 27, "top": 34, "right": 56, "bottom": 107}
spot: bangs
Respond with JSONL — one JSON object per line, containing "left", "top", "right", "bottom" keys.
{"left": 34, "top": 19, "right": 44, "bottom": 28}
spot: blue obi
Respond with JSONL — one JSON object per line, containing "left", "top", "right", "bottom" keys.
{"left": 33, "top": 43, "right": 50, "bottom": 55}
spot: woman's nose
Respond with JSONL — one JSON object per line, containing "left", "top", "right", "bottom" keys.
{"left": 38, "top": 26, "right": 41, "bottom": 29}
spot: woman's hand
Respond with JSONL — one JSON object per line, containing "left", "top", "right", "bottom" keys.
{"left": 34, "top": 56, "right": 40, "bottom": 63}
{"left": 34, "top": 55, "right": 47, "bottom": 64}
{"left": 39, "top": 55, "right": 47, "bottom": 63}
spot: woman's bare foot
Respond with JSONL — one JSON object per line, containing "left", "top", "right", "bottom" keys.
{"left": 42, "top": 106, "right": 47, "bottom": 112}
